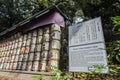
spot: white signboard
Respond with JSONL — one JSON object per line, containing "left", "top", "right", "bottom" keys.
{"left": 69, "top": 17, "right": 109, "bottom": 73}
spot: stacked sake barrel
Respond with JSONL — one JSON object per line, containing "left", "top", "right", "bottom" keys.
{"left": 16, "top": 33, "right": 24, "bottom": 70}
{"left": 47, "top": 24, "right": 61, "bottom": 72}
{"left": 0, "top": 39, "right": 8, "bottom": 70}
{"left": 39, "top": 27, "right": 50, "bottom": 72}
{"left": 32, "top": 29, "right": 42, "bottom": 71}
{"left": 0, "top": 23, "right": 61, "bottom": 72}
{"left": 0, "top": 33, "right": 21, "bottom": 70}
{"left": 20, "top": 33, "right": 30, "bottom": 70}
{"left": 10, "top": 35, "right": 16, "bottom": 70}
{"left": 10, "top": 33, "right": 21, "bottom": 70}
{"left": 11, "top": 33, "right": 20, "bottom": 70}
{"left": 27, "top": 31, "right": 35, "bottom": 71}
{"left": 30, "top": 30, "right": 40, "bottom": 71}
{"left": 3, "top": 38, "right": 10, "bottom": 70}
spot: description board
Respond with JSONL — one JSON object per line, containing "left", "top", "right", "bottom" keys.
{"left": 69, "top": 17, "right": 109, "bottom": 73}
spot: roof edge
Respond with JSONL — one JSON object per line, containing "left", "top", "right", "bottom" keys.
{"left": 0, "top": 4, "right": 68, "bottom": 36}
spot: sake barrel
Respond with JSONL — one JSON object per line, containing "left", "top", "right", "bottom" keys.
{"left": 6, "top": 63, "right": 10, "bottom": 70}
{"left": 44, "top": 27, "right": 50, "bottom": 34}
{"left": 9, "top": 44, "right": 12, "bottom": 50}
{"left": 17, "top": 62, "right": 22, "bottom": 70}
{"left": 12, "top": 49, "right": 15, "bottom": 55}
{"left": 26, "top": 39, "right": 31, "bottom": 46}
{"left": 13, "top": 40, "right": 15, "bottom": 44}
{"left": 42, "top": 42, "right": 49, "bottom": 51}
{"left": 6, "top": 57, "right": 9, "bottom": 63}
{"left": 5, "top": 63, "right": 8, "bottom": 69}
{"left": 6, "top": 45, "right": 9, "bottom": 51}
{"left": 15, "top": 38, "right": 19, "bottom": 43}
{"left": 7, "top": 51, "right": 10, "bottom": 56}
{"left": 28, "top": 32, "right": 32, "bottom": 39}
{"left": 30, "top": 44, "right": 35, "bottom": 52}
{"left": 34, "top": 52, "right": 40, "bottom": 61}
{"left": 31, "top": 37, "right": 37, "bottom": 44}
{"left": 38, "top": 29, "right": 43, "bottom": 36}
{"left": 3, "top": 52, "right": 6, "bottom": 57}
{"left": 32, "top": 61, "right": 39, "bottom": 71}
{"left": 13, "top": 62, "right": 17, "bottom": 70}
{"left": 2, "top": 53, "right": 5, "bottom": 57}
{"left": 7, "top": 57, "right": 11, "bottom": 63}
{"left": 15, "top": 42, "right": 18, "bottom": 49}
{"left": 9, "top": 62, "right": 13, "bottom": 70}
{"left": 51, "top": 24, "right": 61, "bottom": 32}
{"left": 39, "top": 60, "right": 47, "bottom": 71}
{"left": 4, "top": 57, "right": 8, "bottom": 63}
{"left": 43, "top": 34, "right": 50, "bottom": 42}
{"left": 4, "top": 45, "right": 6, "bottom": 51}
{"left": 3, "top": 63, "right": 7, "bottom": 69}
{"left": 41, "top": 51, "right": 48, "bottom": 60}
{"left": 13, "top": 49, "right": 17, "bottom": 55}
{"left": 18, "top": 41, "right": 22, "bottom": 48}
{"left": 16, "top": 48, "right": 21, "bottom": 55}
{"left": 23, "top": 53, "right": 28, "bottom": 61}
{"left": 1, "top": 57, "right": 5, "bottom": 63}
{"left": 18, "top": 36, "right": 23, "bottom": 42}
{"left": 51, "top": 31, "right": 61, "bottom": 40}
{"left": 47, "top": 59, "right": 58, "bottom": 72}
{"left": 22, "top": 62, "right": 27, "bottom": 70}
{"left": 21, "top": 47, "right": 26, "bottom": 54}
{"left": 35, "top": 44, "right": 41, "bottom": 52}
{"left": 0, "top": 58, "right": 2, "bottom": 63}
{"left": 2, "top": 63, "right": 5, "bottom": 69}
{"left": 10, "top": 50, "right": 13, "bottom": 55}
{"left": 50, "top": 40, "right": 60, "bottom": 49}
{"left": 27, "top": 61, "right": 32, "bottom": 71}
{"left": 0, "top": 63, "right": 3, "bottom": 69}
{"left": 11, "top": 55, "right": 15, "bottom": 62}
{"left": 18, "top": 54, "right": 23, "bottom": 61}
{"left": 28, "top": 53, "right": 34, "bottom": 61}
{"left": 23, "top": 34, "right": 27, "bottom": 40}
{"left": 11, "top": 44, "right": 14, "bottom": 50}
{"left": 15, "top": 55, "right": 19, "bottom": 62}
{"left": 25, "top": 46, "right": 30, "bottom": 54}
{"left": 22, "top": 40, "right": 26, "bottom": 47}
{"left": 32, "top": 30, "right": 38, "bottom": 37}
{"left": 37, "top": 36, "right": 43, "bottom": 44}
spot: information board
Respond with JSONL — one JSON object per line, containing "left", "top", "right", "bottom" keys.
{"left": 69, "top": 17, "right": 109, "bottom": 73}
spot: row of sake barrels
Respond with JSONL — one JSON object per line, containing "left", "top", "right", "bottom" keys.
{"left": 0, "top": 59, "right": 58, "bottom": 72}
{"left": 0, "top": 24, "right": 61, "bottom": 51}
{"left": 38, "top": 24, "right": 61, "bottom": 72}
{"left": 0, "top": 28, "right": 42, "bottom": 45}
{"left": 0, "top": 30, "right": 37, "bottom": 52}
{"left": 0, "top": 51, "right": 58, "bottom": 70}
{"left": 0, "top": 42, "right": 60, "bottom": 62}
{"left": 0, "top": 49, "right": 59, "bottom": 64}
{"left": 0, "top": 33, "right": 60, "bottom": 52}
{"left": 0, "top": 24, "right": 61, "bottom": 72}
{"left": 0, "top": 23, "right": 61, "bottom": 45}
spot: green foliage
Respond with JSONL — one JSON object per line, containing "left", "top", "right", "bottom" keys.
{"left": 109, "top": 65, "right": 120, "bottom": 75}
{"left": 111, "top": 16, "right": 120, "bottom": 32}
{"left": 51, "top": 68, "right": 72, "bottom": 80}
{"left": 105, "top": 16, "right": 120, "bottom": 76}
{"left": 32, "top": 74, "right": 45, "bottom": 80}
{"left": 0, "top": 0, "right": 120, "bottom": 33}
{"left": 32, "top": 68, "right": 72, "bottom": 80}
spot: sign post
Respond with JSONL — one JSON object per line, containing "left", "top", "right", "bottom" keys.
{"left": 69, "top": 17, "right": 109, "bottom": 73}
